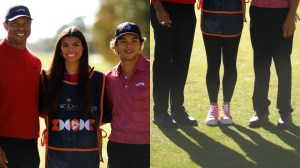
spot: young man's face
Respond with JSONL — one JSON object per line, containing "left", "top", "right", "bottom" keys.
{"left": 116, "top": 33, "right": 142, "bottom": 62}
{"left": 4, "top": 16, "right": 31, "bottom": 48}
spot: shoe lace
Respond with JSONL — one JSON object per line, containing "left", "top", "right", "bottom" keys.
{"left": 222, "top": 103, "right": 230, "bottom": 116}
{"left": 209, "top": 104, "right": 218, "bottom": 117}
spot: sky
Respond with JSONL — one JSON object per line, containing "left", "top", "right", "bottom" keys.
{"left": 0, "top": 0, "right": 101, "bottom": 42}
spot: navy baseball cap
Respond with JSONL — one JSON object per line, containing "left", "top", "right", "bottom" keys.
{"left": 114, "top": 22, "right": 142, "bottom": 40}
{"left": 5, "top": 5, "right": 32, "bottom": 21}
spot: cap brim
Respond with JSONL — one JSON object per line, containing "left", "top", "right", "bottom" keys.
{"left": 116, "top": 32, "right": 141, "bottom": 40}
{"left": 8, "top": 15, "right": 32, "bottom": 21}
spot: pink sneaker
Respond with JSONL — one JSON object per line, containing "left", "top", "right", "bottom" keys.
{"left": 220, "top": 102, "right": 233, "bottom": 125}
{"left": 205, "top": 103, "right": 218, "bottom": 126}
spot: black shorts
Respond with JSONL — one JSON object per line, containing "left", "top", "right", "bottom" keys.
{"left": 107, "top": 140, "right": 149, "bottom": 168}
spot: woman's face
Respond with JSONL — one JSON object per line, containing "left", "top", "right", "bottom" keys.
{"left": 60, "top": 36, "right": 83, "bottom": 64}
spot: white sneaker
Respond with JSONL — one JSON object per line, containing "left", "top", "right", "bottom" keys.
{"left": 220, "top": 102, "right": 233, "bottom": 125}
{"left": 205, "top": 103, "right": 218, "bottom": 126}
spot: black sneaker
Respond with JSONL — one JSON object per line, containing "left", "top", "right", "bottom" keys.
{"left": 249, "top": 114, "right": 269, "bottom": 128}
{"left": 153, "top": 113, "right": 177, "bottom": 128}
{"left": 171, "top": 107, "right": 198, "bottom": 126}
{"left": 277, "top": 114, "right": 293, "bottom": 129}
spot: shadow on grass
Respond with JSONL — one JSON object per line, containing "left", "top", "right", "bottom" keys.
{"left": 159, "top": 126, "right": 256, "bottom": 168}
{"left": 263, "top": 123, "right": 300, "bottom": 154}
{"left": 219, "top": 123, "right": 300, "bottom": 168}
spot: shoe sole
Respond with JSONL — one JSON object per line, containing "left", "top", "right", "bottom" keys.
{"left": 277, "top": 123, "right": 293, "bottom": 129}
{"left": 249, "top": 118, "right": 269, "bottom": 128}
{"left": 172, "top": 119, "right": 199, "bottom": 126}
{"left": 206, "top": 120, "right": 218, "bottom": 126}
{"left": 152, "top": 119, "right": 178, "bottom": 129}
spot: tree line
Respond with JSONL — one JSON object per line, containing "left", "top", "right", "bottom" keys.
{"left": 28, "top": 0, "right": 149, "bottom": 64}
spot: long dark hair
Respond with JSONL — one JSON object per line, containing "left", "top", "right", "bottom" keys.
{"left": 41, "top": 26, "right": 91, "bottom": 116}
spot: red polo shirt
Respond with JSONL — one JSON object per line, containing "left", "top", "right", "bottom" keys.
{"left": 105, "top": 55, "right": 150, "bottom": 144}
{"left": 0, "top": 39, "right": 41, "bottom": 139}
{"left": 251, "top": 0, "right": 289, "bottom": 8}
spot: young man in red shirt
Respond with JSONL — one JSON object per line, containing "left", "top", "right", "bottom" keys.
{"left": 106, "top": 22, "right": 150, "bottom": 168}
{"left": 249, "top": 0, "right": 299, "bottom": 129}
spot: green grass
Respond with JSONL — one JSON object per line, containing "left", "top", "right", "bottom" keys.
{"left": 150, "top": 8, "right": 300, "bottom": 168}
{"left": 37, "top": 53, "right": 113, "bottom": 168}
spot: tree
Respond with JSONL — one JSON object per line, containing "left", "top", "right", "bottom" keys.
{"left": 93, "top": 0, "right": 149, "bottom": 63}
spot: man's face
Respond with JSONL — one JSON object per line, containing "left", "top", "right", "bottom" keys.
{"left": 4, "top": 16, "right": 31, "bottom": 48}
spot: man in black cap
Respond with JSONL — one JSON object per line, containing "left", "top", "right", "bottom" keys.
{"left": 0, "top": 5, "right": 41, "bottom": 168}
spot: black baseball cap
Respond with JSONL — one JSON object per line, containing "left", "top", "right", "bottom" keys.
{"left": 114, "top": 22, "right": 142, "bottom": 40}
{"left": 5, "top": 5, "right": 32, "bottom": 21}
